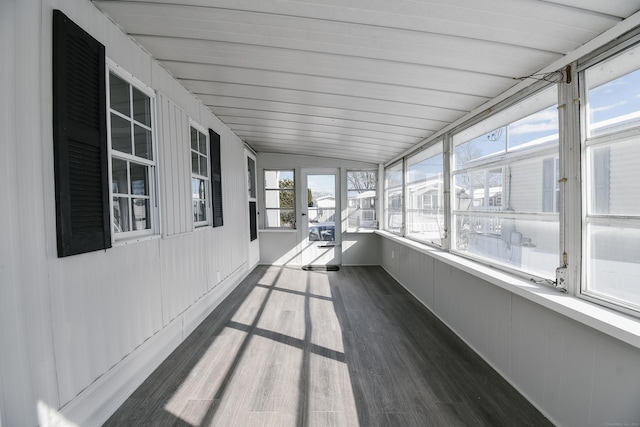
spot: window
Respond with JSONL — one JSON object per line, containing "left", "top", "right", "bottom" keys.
{"left": 451, "top": 85, "right": 560, "bottom": 279}
{"left": 384, "top": 162, "right": 403, "bottom": 233}
{"left": 190, "top": 125, "right": 210, "bottom": 227}
{"left": 406, "top": 141, "right": 444, "bottom": 246}
{"left": 264, "top": 170, "right": 295, "bottom": 228}
{"left": 582, "top": 42, "right": 640, "bottom": 312}
{"left": 347, "top": 170, "right": 377, "bottom": 232}
{"left": 108, "top": 69, "right": 157, "bottom": 238}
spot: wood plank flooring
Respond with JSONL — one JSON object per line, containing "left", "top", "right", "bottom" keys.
{"left": 104, "top": 266, "right": 553, "bottom": 427}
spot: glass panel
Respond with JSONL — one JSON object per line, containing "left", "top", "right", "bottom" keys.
{"left": 247, "top": 157, "right": 256, "bottom": 198}
{"left": 589, "top": 138, "right": 640, "bottom": 216}
{"left": 586, "top": 223, "right": 640, "bottom": 308}
{"left": 113, "top": 196, "right": 130, "bottom": 233}
{"left": 454, "top": 168, "right": 503, "bottom": 211}
{"left": 453, "top": 85, "right": 558, "bottom": 170}
{"left": 109, "top": 73, "right": 130, "bottom": 117}
{"left": 199, "top": 155, "right": 208, "bottom": 178}
{"left": 507, "top": 105, "right": 559, "bottom": 152}
{"left": 131, "top": 198, "right": 150, "bottom": 230}
{"left": 307, "top": 174, "right": 336, "bottom": 242}
{"left": 193, "top": 200, "right": 207, "bottom": 223}
{"left": 586, "top": 43, "right": 640, "bottom": 137}
{"left": 384, "top": 162, "right": 403, "bottom": 233}
{"left": 453, "top": 213, "right": 559, "bottom": 278}
{"left": 191, "top": 151, "right": 199, "bottom": 175}
{"left": 110, "top": 114, "right": 132, "bottom": 154}
{"left": 347, "top": 171, "right": 377, "bottom": 232}
{"left": 191, "top": 127, "right": 198, "bottom": 151}
{"left": 111, "top": 158, "right": 128, "bottom": 195}
{"left": 132, "top": 87, "right": 151, "bottom": 126}
{"left": 265, "top": 170, "right": 294, "bottom": 188}
{"left": 134, "top": 125, "right": 152, "bottom": 160}
{"left": 278, "top": 209, "right": 295, "bottom": 227}
{"left": 198, "top": 131, "right": 207, "bottom": 155}
{"left": 454, "top": 129, "right": 505, "bottom": 168}
{"left": 130, "top": 163, "right": 148, "bottom": 196}
{"left": 406, "top": 148, "right": 444, "bottom": 245}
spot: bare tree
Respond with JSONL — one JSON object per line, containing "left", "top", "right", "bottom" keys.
{"left": 347, "top": 171, "right": 376, "bottom": 192}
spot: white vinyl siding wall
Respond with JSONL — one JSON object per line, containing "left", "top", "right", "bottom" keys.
{"left": 0, "top": 1, "right": 252, "bottom": 425}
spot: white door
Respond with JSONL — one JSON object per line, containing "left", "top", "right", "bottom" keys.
{"left": 300, "top": 169, "right": 341, "bottom": 266}
{"left": 246, "top": 150, "right": 259, "bottom": 267}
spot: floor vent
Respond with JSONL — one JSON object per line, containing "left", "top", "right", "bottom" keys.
{"left": 301, "top": 265, "right": 340, "bottom": 271}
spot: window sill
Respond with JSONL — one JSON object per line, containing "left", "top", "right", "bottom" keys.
{"left": 259, "top": 228, "right": 297, "bottom": 233}
{"left": 113, "top": 233, "right": 160, "bottom": 246}
{"left": 376, "top": 230, "right": 640, "bottom": 350}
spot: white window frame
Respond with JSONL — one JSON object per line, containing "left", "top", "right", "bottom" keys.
{"left": 405, "top": 141, "right": 445, "bottom": 247}
{"left": 579, "top": 38, "right": 640, "bottom": 316}
{"left": 346, "top": 169, "right": 378, "bottom": 233}
{"left": 449, "top": 84, "right": 560, "bottom": 281}
{"left": 189, "top": 121, "right": 211, "bottom": 228}
{"left": 263, "top": 169, "right": 296, "bottom": 229}
{"left": 106, "top": 60, "right": 159, "bottom": 241}
{"left": 384, "top": 161, "right": 404, "bottom": 234}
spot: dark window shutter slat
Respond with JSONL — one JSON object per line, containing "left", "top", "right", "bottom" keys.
{"left": 209, "top": 129, "right": 223, "bottom": 227}
{"left": 53, "top": 10, "right": 110, "bottom": 257}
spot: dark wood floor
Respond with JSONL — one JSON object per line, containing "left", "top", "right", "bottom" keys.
{"left": 104, "top": 265, "right": 553, "bottom": 427}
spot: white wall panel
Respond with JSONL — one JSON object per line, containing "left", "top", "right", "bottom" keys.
{"left": 0, "top": 0, "right": 254, "bottom": 424}
{"left": 385, "top": 238, "right": 640, "bottom": 427}
{"left": 157, "top": 93, "right": 192, "bottom": 237}
{"left": 159, "top": 232, "right": 210, "bottom": 325}
{"left": 48, "top": 240, "right": 164, "bottom": 405}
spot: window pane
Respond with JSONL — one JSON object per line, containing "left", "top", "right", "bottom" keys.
{"left": 193, "top": 200, "right": 207, "bottom": 223}
{"left": 131, "top": 198, "right": 150, "bottom": 230}
{"left": 455, "top": 129, "right": 505, "bottom": 168}
{"left": 247, "top": 157, "right": 256, "bottom": 198}
{"left": 453, "top": 213, "right": 559, "bottom": 278}
{"left": 109, "top": 73, "right": 129, "bottom": 117}
{"left": 406, "top": 145, "right": 444, "bottom": 244}
{"left": 384, "top": 162, "right": 403, "bottom": 233}
{"left": 586, "top": 223, "right": 640, "bottom": 308}
{"left": 112, "top": 158, "right": 128, "bottom": 195}
{"left": 453, "top": 86, "right": 558, "bottom": 170}
{"left": 454, "top": 169, "right": 503, "bottom": 210}
{"left": 113, "top": 196, "right": 130, "bottom": 233}
{"left": 199, "top": 155, "right": 208, "bottom": 178}
{"left": 110, "top": 114, "right": 132, "bottom": 154}
{"left": 192, "top": 178, "right": 206, "bottom": 200}
{"left": 190, "top": 127, "right": 198, "bottom": 149}
{"left": 198, "top": 131, "right": 207, "bottom": 155}
{"left": 134, "top": 125, "right": 153, "bottom": 160}
{"left": 191, "top": 151, "right": 199, "bottom": 175}
{"left": 265, "top": 208, "right": 295, "bottom": 228}
{"left": 507, "top": 105, "right": 559, "bottom": 152}
{"left": 132, "top": 87, "right": 151, "bottom": 126}
{"left": 347, "top": 171, "right": 377, "bottom": 232}
{"left": 588, "top": 138, "right": 640, "bottom": 216}
{"left": 130, "top": 163, "right": 148, "bottom": 196}
{"left": 586, "top": 43, "right": 640, "bottom": 136}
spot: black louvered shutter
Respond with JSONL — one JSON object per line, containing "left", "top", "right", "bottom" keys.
{"left": 209, "top": 129, "right": 224, "bottom": 227}
{"left": 53, "top": 10, "right": 110, "bottom": 257}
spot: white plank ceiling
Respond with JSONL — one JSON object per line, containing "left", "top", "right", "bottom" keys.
{"left": 93, "top": 0, "right": 640, "bottom": 164}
